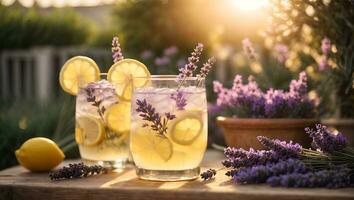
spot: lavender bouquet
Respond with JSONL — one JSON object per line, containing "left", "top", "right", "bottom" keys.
{"left": 213, "top": 71, "right": 315, "bottom": 118}
{"left": 201, "top": 124, "right": 354, "bottom": 188}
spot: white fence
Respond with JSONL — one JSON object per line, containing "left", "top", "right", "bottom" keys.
{"left": 0, "top": 46, "right": 111, "bottom": 102}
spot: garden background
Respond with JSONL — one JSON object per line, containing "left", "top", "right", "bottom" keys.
{"left": 0, "top": 0, "right": 353, "bottom": 170}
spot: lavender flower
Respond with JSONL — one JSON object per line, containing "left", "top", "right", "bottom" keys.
{"left": 274, "top": 44, "right": 289, "bottom": 64}
{"left": 321, "top": 37, "right": 331, "bottom": 56}
{"left": 222, "top": 149, "right": 282, "bottom": 169}
{"left": 213, "top": 71, "right": 315, "bottom": 118}
{"left": 49, "top": 162, "right": 106, "bottom": 180}
{"left": 305, "top": 124, "right": 347, "bottom": 153}
{"left": 242, "top": 38, "right": 257, "bottom": 61}
{"left": 199, "top": 57, "right": 216, "bottom": 78}
{"left": 163, "top": 46, "right": 178, "bottom": 56}
{"left": 224, "top": 147, "right": 247, "bottom": 159}
{"left": 234, "top": 159, "right": 308, "bottom": 184}
{"left": 267, "top": 166, "right": 351, "bottom": 188}
{"left": 112, "top": 37, "right": 124, "bottom": 63}
{"left": 178, "top": 43, "right": 204, "bottom": 80}
{"left": 84, "top": 80, "right": 118, "bottom": 118}
{"left": 257, "top": 136, "right": 302, "bottom": 158}
{"left": 318, "top": 56, "right": 329, "bottom": 71}
{"left": 200, "top": 169, "right": 216, "bottom": 180}
{"left": 154, "top": 56, "right": 171, "bottom": 66}
{"left": 136, "top": 99, "right": 175, "bottom": 135}
{"left": 170, "top": 90, "right": 187, "bottom": 110}
{"left": 140, "top": 50, "right": 153, "bottom": 59}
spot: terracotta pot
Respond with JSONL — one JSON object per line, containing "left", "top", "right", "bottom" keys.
{"left": 216, "top": 117, "right": 318, "bottom": 149}
{"left": 321, "top": 118, "right": 354, "bottom": 146}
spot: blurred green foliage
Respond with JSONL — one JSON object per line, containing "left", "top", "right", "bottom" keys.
{"left": 0, "top": 94, "right": 78, "bottom": 170}
{"left": 0, "top": 5, "right": 92, "bottom": 49}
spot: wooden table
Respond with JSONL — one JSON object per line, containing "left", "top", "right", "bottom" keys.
{"left": 1, "top": 150, "right": 353, "bottom": 200}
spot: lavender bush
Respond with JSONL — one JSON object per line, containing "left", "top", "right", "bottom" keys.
{"left": 213, "top": 71, "right": 315, "bottom": 118}
{"left": 201, "top": 124, "right": 354, "bottom": 188}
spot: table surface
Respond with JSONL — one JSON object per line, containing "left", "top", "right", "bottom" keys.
{"left": 1, "top": 150, "right": 354, "bottom": 200}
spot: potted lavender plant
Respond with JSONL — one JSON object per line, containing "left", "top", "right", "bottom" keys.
{"left": 214, "top": 72, "right": 317, "bottom": 149}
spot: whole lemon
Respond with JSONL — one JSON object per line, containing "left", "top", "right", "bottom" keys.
{"left": 15, "top": 137, "right": 65, "bottom": 172}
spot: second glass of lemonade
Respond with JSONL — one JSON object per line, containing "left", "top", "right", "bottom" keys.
{"left": 75, "top": 75, "right": 131, "bottom": 168}
{"left": 130, "top": 75, "right": 208, "bottom": 181}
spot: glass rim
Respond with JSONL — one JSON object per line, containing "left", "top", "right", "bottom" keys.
{"left": 133, "top": 75, "right": 203, "bottom": 81}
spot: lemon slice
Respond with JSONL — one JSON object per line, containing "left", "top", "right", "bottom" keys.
{"left": 104, "top": 102, "right": 131, "bottom": 133}
{"left": 169, "top": 110, "right": 203, "bottom": 145}
{"left": 152, "top": 135, "right": 173, "bottom": 161}
{"left": 59, "top": 56, "right": 100, "bottom": 95}
{"left": 76, "top": 116, "right": 105, "bottom": 146}
{"left": 107, "top": 59, "right": 150, "bottom": 101}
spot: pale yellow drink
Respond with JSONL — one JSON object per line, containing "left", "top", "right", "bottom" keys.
{"left": 130, "top": 76, "right": 208, "bottom": 181}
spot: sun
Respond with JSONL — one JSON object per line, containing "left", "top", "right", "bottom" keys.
{"left": 230, "top": 0, "right": 269, "bottom": 11}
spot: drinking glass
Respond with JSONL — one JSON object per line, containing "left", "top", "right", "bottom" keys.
{"left": 130, "top": 75, "right": 208, "bottom": 181}
{"left": 75, "top": 74, "right": 130, "bottom": 168}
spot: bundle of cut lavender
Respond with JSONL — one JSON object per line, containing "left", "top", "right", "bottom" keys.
{"left": 201, "top": 124, "right": 354, "bottom": 188}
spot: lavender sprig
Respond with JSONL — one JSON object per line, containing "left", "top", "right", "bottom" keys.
{"left": 85, "top": 80, "right": 118, "bottom": 120}
{"left": 170, "top": 90, "right": 187, "bottom": 110}
{"left": 222, "top": 149, "right": 282, "bottom": 169}
{"left": 242, "top": 38, "right": 257, "bottom": 61}
{"left": 177, "top": 43, "right": 204, "bottom": 81}
{"left": 136, "top": 99, "right": 176, "bottom": 135}
{"left": 200, "top": 169, "right": 217, "bottom": 180}
{"left": 305, "top": 124, "right": 346, "bottom": 153}
{"left": 199, "top": 57, "right": 216, "bottom": 78}
{"left": 112, "top": 36, "right": 124, "bottom": 63}
{"left": 49, "top": 162, "right": 106, "bottom": 181}
{"left": 233, "top": 159, "right": 308, "bottom": 184}
{"left": 267, "top": 166, "right": 351, "bottom": 188}
{"left": 257, "top": 136, "right": 302, "bottom": 158}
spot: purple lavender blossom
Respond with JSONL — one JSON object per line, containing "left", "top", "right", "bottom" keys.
{"left": 242, "top": 38, "right": 257, "bottom": 61}
{"left": 170, "top": 90, "right": 187, "bottom": 110}
{"left": 213, "top": 71, "right": 315, "bottom": 118}
{"left": 267, "top": 166, "right": 351, "bottom": 188}
{"left": 289, "top": 71, "right": 308, "bottom": 96}
{"left": 200, "top": 169, "right": 217, "bottom": 180}
{"left": 274, "top": 44, "right": 289, "bottom": 64}
{"left": 165, "top": 112, "right": 176, "bottom": 120}
{"left": 224, "top": 147, "right": 247, "bottom": 159}
{"left": 140, "top": 50, "right": 153, "bottom": 60}
{"left": 318, "top": 56, "right": 329, "bottom": 71}
{"left": 222, "top": 149, "right": 282, "bottom": 169}
{"left": 154, "top": 56, "right": 171, "bottom": 66}
{"left": 257, "top": 136, "right": 302, "bottom": 158}
{"left": 234, "top": 159, "right": 308, "bottom": 184}
{"left": 199, "top": 57, "right": 216, "bottom": 78}
{"left": 136, "top": 99, "right": 175, "bottom": 135}
{"left": 305, "top": 124, "right": 347, "bottom": 153}
{"left": 178, "top": 43, "right": 204, "bottom": 80}
{"left": 264, "top": 89, "right": 287, "bottom": 118}
{"left": 84, "top": 80, "right": 118, "bottom": 118}
{"left": 163, "top": 46, "right": 178, "bottom": 57}
{"left": 321, "top": 37, "right": 331, "bottom": 56}
{"left": 112, "top": 37, "right": 124, "bottom": 63}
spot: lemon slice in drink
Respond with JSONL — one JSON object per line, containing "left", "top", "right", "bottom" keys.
{"left": 132, "top": 127, "right": 173, "bottom": 161}
{"left": 169, "top": 110, "right": 203, "bottom": 145}
{"left": 76, "top": 116, "right": 105, "bottom": 146}
{"left": 104, "top": 102, "right": 131, "bottom": 133}
{"left": 59, "top": 56, "right": 100, "bottom": 95}
{"left": 152, "top": 135, "right": 173, "bottom": 161}
{"left": 107, "top": 59, "right": 150, "bottom": 101}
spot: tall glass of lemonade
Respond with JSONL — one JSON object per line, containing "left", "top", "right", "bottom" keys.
{"left": 131, "top": 75, "right": 208, "bottom": 181}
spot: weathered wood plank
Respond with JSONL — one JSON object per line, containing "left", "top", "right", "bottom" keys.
{"left": 0, "top": 151, "right": 353, "bottom": 200}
